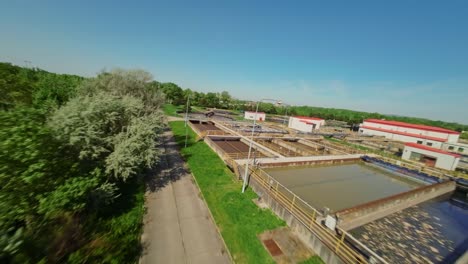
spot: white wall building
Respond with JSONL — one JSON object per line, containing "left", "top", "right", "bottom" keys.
{"left": 359, "top": 119, "right": 460, "bottom": 149}
{"left": 288, "top": 116, "right": 325, "bottom": 133}
{"left": 441, "top": 142, "right": 468, "bottom": 156}
{"left": 402, "top": 143, "right": 461, "bottom": 170}
{"left": 244, "top": 111, "right": 266, "bottom": 121}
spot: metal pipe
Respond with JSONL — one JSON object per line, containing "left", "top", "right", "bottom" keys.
{"left": 184, "top": 96, "right": 190, "bottom": 148}
{"left": 242, "top": 101, "right": 260, "bottom": 193}
{"left": 242, "top": 98, "right": 285, "bottom": 193}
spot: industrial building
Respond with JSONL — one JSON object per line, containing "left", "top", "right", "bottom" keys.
{"left": 359, "top": 119, "right": 460, "bottom": 149}
{"left": 441, "top": 141, "right": 467, "bottom": 155}
{"left": 244, "top": 111, "right": 266, "bottom": 121}
{"left": 288, "top": 116, "right": 325, "bottom": 132}
{"left": 442, "top": 142, "right": 468, "bottom": 170}
{"left": 402, "top": 143, "right": 461, "bottom": 170}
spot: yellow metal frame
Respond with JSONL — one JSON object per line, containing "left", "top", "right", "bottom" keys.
{"left": 247, "top": 167, "right": 378, "bottom": 264}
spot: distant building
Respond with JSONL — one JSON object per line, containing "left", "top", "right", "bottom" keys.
{"left": 441, "top": 142, "right": 468, "bottom": 170}
{"left": 244, "top": 111, "right": 266, "bottom": 121}
{"left": 441, "top": 141, "right": 467, "bottom": 155}
{"left": 402, "top": 143, "right": 460, "bottom": 170}
{"left": 288, "top": 116, "right": 325, "bottom": 132}
{"left": 359, "top": 119, "right": 460, "bottom": 149}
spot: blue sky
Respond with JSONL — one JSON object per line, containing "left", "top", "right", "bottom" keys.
{"left": 1, "top": 0, "right": 467, "bottom": 124}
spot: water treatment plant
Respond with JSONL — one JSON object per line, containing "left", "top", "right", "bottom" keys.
{"left": 187, "top": 114, "right": 468, "bottom": 264}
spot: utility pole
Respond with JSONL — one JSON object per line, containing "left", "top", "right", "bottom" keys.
{"left": 242, "top": 98, "right": 284, "bottom": 193}
{"left": 184, "top": 96, "right": 191, "bottom": 148}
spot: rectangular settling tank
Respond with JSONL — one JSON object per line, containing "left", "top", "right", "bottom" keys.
{"left": 264, "top": 163, "right": 424, "bottom": 212}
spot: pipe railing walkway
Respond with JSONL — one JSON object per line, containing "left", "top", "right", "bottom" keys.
{"left": 242, "top": 165, "right": 388, "bottom": 264}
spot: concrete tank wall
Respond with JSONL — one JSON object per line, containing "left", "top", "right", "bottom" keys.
{"left": 272, "top": 139, "right": 311, "bottom": 156}
{"left": 258, "top": 156, "right": 361, "bottom": 168}
{"left": 248, "top": 177, "right": 346, "bottom": 264}
{"left": 335, "top": 181, "right": 456, "bottom": 231}
{"left": 239, "top": 138, "right": 279, "bottom": 157}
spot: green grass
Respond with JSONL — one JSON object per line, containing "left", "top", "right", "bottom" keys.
{"left": 461, "top": 131, "right": 468, "bottom": 140}
{"left": 299, "top": 256, "right": 325, "bottom": 264}
{"left": 169, "top": 121, "right": 286, "bottom": 264}
{"left": 163, "top": 103, "right": 181, "bottom": 117}
{"left": 191, "top": 105, "right": 206, "bottom": 112}
{"left": 234, "top": 115, "right": 246, "bottom": 121}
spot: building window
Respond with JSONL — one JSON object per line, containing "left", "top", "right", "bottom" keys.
{"left": 448, "top": 146, "right": 454, "bottom": 150}
{"left": 427, "top": 142, "right": 433, "bottom": 147}
{"left": 417, "top": 140, "right": 423, "bottom": 144}
{"left": 360, "top": 130, "right": 363, "bottom": 133}
{"left": 459, "top": 148, "right": 465, "bottom": 152}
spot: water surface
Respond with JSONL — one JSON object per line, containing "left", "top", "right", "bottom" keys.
{"left": 264, "top": 163, "right": 423, "bottom": 212}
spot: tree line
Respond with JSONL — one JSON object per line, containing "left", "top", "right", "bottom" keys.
{"left": 0, "top": 63, "right": 166, "bottom": 263}
{"left": 159, "top": 79, "right": 468, "bottom": 134}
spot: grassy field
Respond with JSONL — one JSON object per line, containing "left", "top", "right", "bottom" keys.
{"left": 163, "top": 103, "right": 181, "bottom": 117}
{"left": 191, "top": 105, "right": 206, "bottom": 112}
{"left": 169, "top": 121, "right": 286, "bottom": 263}
{"left": 299, "top": 256, "right": 325, "bottom": 264}
{"left": 461, "top": 131, "right": 468, "bottom": 140}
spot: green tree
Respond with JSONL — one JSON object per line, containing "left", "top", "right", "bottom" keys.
{"left": 160, "top": 82, "right": 184, "bottom": 105}
{"left": 49, "top": 94, "right": 163, "bottom": 182}
{"left": 0, "top": 63, "right": 36, "bottom": 109}
{"left": 32, "top": 71, "right": 83, "bottom": 109}
{"left": 204, "top": 92, "right": 219, "bottom": 108}
{"left": 220, "top": 91, "right": 232, "bottom": 108}
{"left": 0, "top": 108, "right": 84, "bottom": 262}
{"left": 0, "top": 67, "right": 166, "bottom": 262}
{"left": 79, "top": 69, "right": 165, "bottom": 112}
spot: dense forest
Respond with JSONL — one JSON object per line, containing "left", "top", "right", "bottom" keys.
{"left": 0, "top": 63, "right": 165, "bottom": 263}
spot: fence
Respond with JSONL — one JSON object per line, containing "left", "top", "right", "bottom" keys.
{"left": 375, "top": 156, "right": 458, "bottom": 180}
{"left": 197, "top": 130, "right": 231, "bottom": 140}
{"left": 247, "top": 166, "right": 388, "bottom": 264}
{"left": 320, "top": 140, "right": 363, "bottom": 154}
{"left": 224, "top": 152, "right": 251, "bottom": 160}
{"left": 255, "top": 140, "right": 303, "bottom": 157}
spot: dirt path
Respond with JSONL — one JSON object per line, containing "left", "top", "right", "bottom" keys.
{"left": 140, "top": 128, "right": 230, "bottom": 264}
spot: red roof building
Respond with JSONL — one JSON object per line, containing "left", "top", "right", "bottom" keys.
{"left": 359, "top": 119, "right": 460, "bottom": 148}
{"left": 364, "top": 119, "right": 460, "bottom": 135}
{"left": 403, "top": 142, "right": 461, "bottom": 170}
{"left": 288, "top": 116, "right": 325, "bottom": 132}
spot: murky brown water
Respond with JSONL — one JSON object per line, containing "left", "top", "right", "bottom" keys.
{"left": 264, "top": 163, "right": 423, "bottom": 212}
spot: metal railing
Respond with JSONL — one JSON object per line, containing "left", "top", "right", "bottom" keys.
{"left": 279, "top": 140, "right": 312, "bottom": 154}
{"left": 224, "top": 152, "right": 250, "bottom": 160}
{"left": 205, "top": 130, "right": 230, "bottom": 136}
{"left": 320, "top": 140, "right": 363, "bottom": 154}
{"left": 247, "top": 166, "right": 388, "bottom": 264}
{"left": 376, "top": 156, "right": 458, "bottom": 180}
{"left": 198, "top": 130, "right": 230, "bottom": 139}
{"left": 255, "top": 140, "right": 303, "bottom": 157}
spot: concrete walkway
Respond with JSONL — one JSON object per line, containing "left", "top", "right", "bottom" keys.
{"left": 236, "top": 153, "right": 363, "bottom": 165}
{"left": 140, "top": 128, "right": 230, "bottom": 264}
